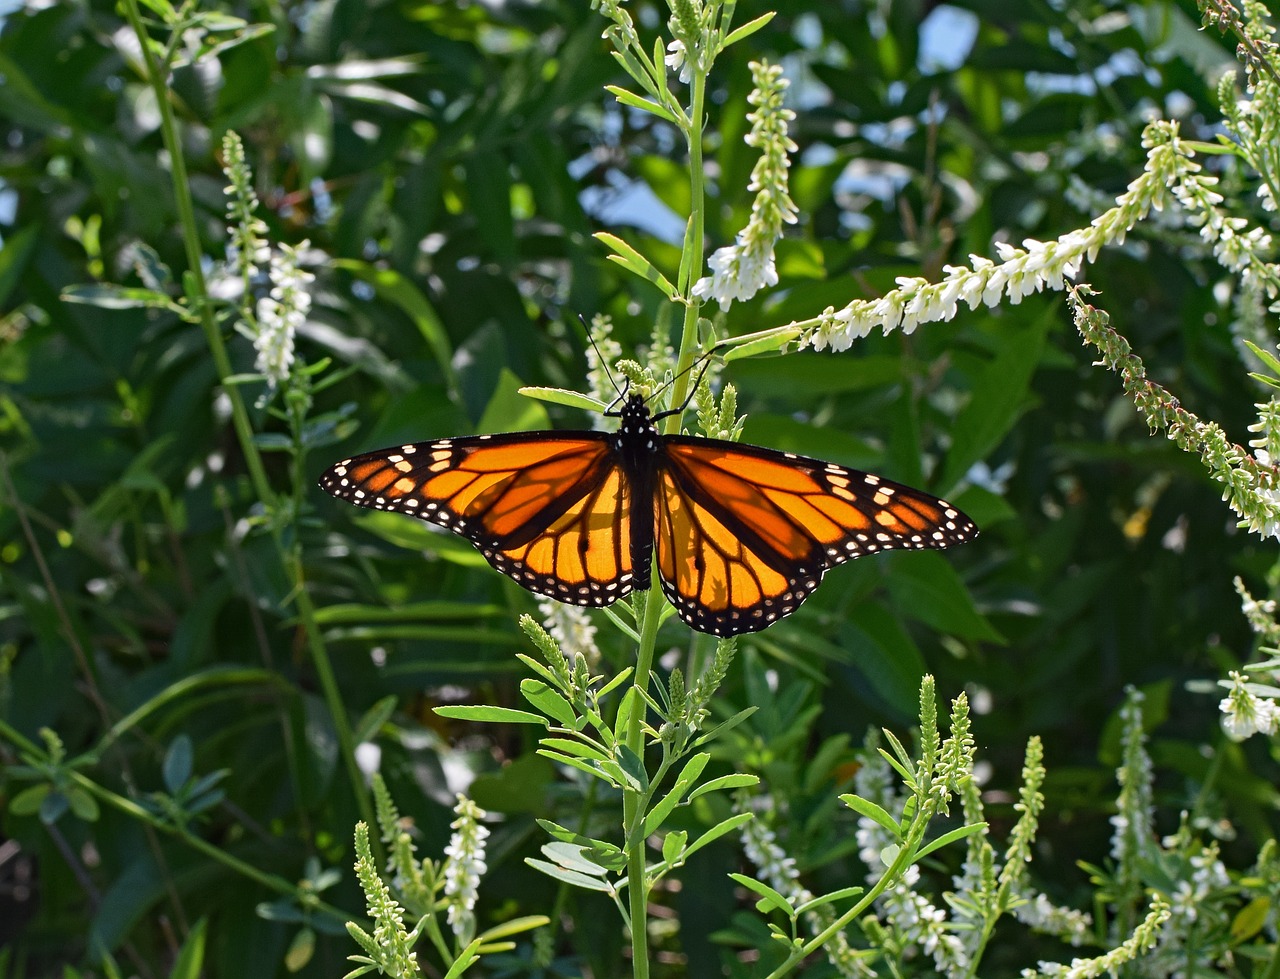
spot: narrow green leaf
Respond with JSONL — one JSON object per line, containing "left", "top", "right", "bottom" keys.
{"left": 604, "top": 85, "right": 678, "bottom": 124}
{"left": 912, "top": 822, "right": 988, "bottom": 863}
{"left": 477, "top": 915, "right": 550, "bottom": 943}
{"left": 539, "top": 737, "right": 609, "bottom": 763}
{"left": 795, "top": 886, "right": 865, "bottom": 915}
{"left": 720, "top": 327, "right": 802, "bottom": 362}
{"left": 537, "top": 750, "right": 614, "bottom": 785}
{"left": 597, "top": 667, "right": 634, "bottom": 700}
{"left": 839, "top": 793, "right": 901, "bottom": 837}
{"left": 434, "top": 705, "right": 548, "bottom": 726}
{"left": 517, "top": 386, "right": 608, "bottom": 413}
{"left": 61, "top": 284, "right": 181, "bottom": 312}
{"left": 728, "top": 873, "right": 796, "bottom": 919}
{"left": 521, "top": 679, "right": 579, "bottom": 726}
{"left": 542, "top": 841, "right": 610, "bottom": 877}
{"left": 687, "top": 772, "right": 759, "bottom": 802}
{"left": 693, "top": 706, "right": 757, "bottom": 748}
{"left": 440, "top": 939, "right": 483, "bottom": 979}
{"left": 720, "top": 11, "right": 776, "bottom": 50}
{"left": 170, "top": 918, "right": 208, "bottom": 979}
{"left": 354, "top": 696, "right": 398, "bottom": 743}
{"left": 526, "top": 858, "right": 615, "bottom": 892}
{"left": 615, "top": 744, "right": 649, "bottom": 793}
{"left": 593, "top": 232, "right": 678, "bottom": 299}
{"left": 1245, "top": 340, "right": 1280, "bottom": 377}
{"left": 643, "top": 752, "right": 710, "bottom": 835}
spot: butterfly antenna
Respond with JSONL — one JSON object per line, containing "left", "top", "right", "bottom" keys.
{"left": 651, "top": 343, "right": 724, "bottom": 422}
{"left": 579, "top": 313, "right": 625, "bottom": 401}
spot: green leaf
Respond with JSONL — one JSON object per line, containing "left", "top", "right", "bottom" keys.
{"left": 61, "top": 284, "right": 181, "bottom": 312}
{"left": 163, "top": 735, "right": 193, "bottom": 793}
{"left": 643, "top": 751, "right": 710, "bottom": 835}
{"left": 593, "top": 232, "right": 678, "bottom": 299}
{"left": 541, "top": 841, "right": 610, "bottom": 877}
{"left": 539, "top": 737, "right": 609, "bottom": 762}
{"left": 604, "top": 85, "right": 678, "bottom": 125}
{"left": 434, "top": 705, "right": 548, "bottom": 726}
{"left": 525, "top": 858, "right": 615, "bottom": 892}
{"left": 912, "top": 822, "right": 988, "bottom": 863}
{"left": 720, "top": 11, "right": 776, "bottom": 50}
{"left": 477, "top": 915, "right": 550, "bottom": 943}
{"left": 719, "top": 327, "right": 802, "bottom": 363}
{"left": 284, "top": 925, "right": 315, "bottom": 973}
{"left": 687, "top": 772, "right": 758, "bottom": 802}
{"left": 662, "top": 830, "right": 687, "bottom": 867}
{"left": 615, "top": 744, "right": 649, "bottom": 793}
{"left": 728, "top": 873, "right": 796, "bottom": 919}
{"left": 354, "top": 696, "right": 398, "bottom": 743}
{"left": 170, "top": 918, "right": 208, "bottom": 979}
{"left": 10, "top": 784, "right": 51, "bottom": 816}
{"left": 1231, "top": 896, "right": 1270, "bottom": 942}
{"left": 521, "top": 679, "right": 579, "bottom": 726}
{"left": 440, "top": 938, "right": 483, "bottom": 979}
{"left": 795, "top": 887, "right": 865, "bottom": 915}
{"left": 839, "top": 794, "right": 901, "bottom": 837}
{"left": 517, "top": 386, "right": 609, "bottom": 413}
{"left": 686, "top": 808, "right": 752, "bottom": 854}
{"left": 0, "top": 224, "right": 39, "bottom": 308}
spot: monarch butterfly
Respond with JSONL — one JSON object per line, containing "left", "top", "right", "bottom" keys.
{"left": 319, "top": 388, "right": 977, "bottom": 637}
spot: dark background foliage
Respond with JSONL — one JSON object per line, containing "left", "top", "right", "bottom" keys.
{"left": 1, "top": 0, "right": 1273, "bottom": 975}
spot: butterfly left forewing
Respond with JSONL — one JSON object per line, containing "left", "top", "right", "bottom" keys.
{"left": 320, "top": 432, "right": 635, "bottom": 606}
{"left": 656, "top": 437, "right": 977, "bottom": 635}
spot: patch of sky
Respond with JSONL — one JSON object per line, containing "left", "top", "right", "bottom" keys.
{"left": 918, "top": 6, "right": 978, "bottom": 74}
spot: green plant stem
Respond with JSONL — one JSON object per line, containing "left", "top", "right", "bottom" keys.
{"left": 120, "top": 0, "right": 376, "bottom": 855}
{"left": 623, "top": 588, "right": 667, "bottom": 979}
{"left": 762, "top": 802, "right": 940, "bottom": 979}
{"left": 665, "top": 68, "right": 709, "bottom": 429}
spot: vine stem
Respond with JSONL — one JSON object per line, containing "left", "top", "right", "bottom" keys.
{"left": 120, "top": 0, "right": 377, "bottom": 855}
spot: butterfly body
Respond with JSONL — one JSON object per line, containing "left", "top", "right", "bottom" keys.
{"left": 320, "top": 394, "right": 977, "bottom": 636}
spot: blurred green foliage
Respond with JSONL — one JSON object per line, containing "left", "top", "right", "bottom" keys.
{"left": 1, "top": 0, "right": 1276, "bottom": 975}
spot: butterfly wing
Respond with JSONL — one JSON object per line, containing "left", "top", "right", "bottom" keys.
{"left": 654, "top": 437, "right": 977, "bottom": 636}
{"left": 319, "top": 433, "right": 636, "bottom": 606}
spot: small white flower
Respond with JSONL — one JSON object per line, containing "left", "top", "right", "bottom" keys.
{"left": 443, "top": 794, "right": 490, "bottom": 937}
{"left": 694, "top": 61, "right": 797, "bottom": 311}
{"left": 1219, "top": 670, "right": 1279, "bottom": 741}
{"left": 664, "top": 38, "right": 693, "bottom": 84}
{"left": 253, "top": 241, "right": 312, "bottom": 389}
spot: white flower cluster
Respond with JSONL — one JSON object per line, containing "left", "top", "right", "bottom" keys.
{"left": 1247, "top": 398, "right": 1280, "bottom": 467}
{"left": 808, "top": 120, "right": 1195, "bottom": 350}
{"left": 1170, "top": 159, "right": 1278, "bottom": 294}
{"left": 254, "top": 241, "right": 312, "bottom": 389}
{"left": 1136, "top": 843, "right": 1232, "bottom": 979}
{"left": 736, "top": 793, "right": 869, "bottom": 978}
{"left": 852, "top": 755, "right": 969, "bottom": 977}
{"left": 221, "top": 131, "right": 270, "bottom": 284}
{"left": 693, "top": 60, "right": 799, "bottom": 310}
{"left": 1219, "top": 669, "right": 1279, "bottom": 740}
{"left": 443, "top": 794, "right": 490, "bottom": 937}
{"left": 1109, "top": 690, "right": 1155, "bottom": 870}
{"left": 1011, "top": 893, "right": 1093, "bottom": 947}
{"left": 537, "top": 598, "right": 600, "bottom": 666}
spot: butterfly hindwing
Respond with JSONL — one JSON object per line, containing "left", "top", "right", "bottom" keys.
{"left": 655, "top": 437, "right": 977, "bottom": 635}
{"left": 319, "top": 433, "right": 636, "bottom": 607}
